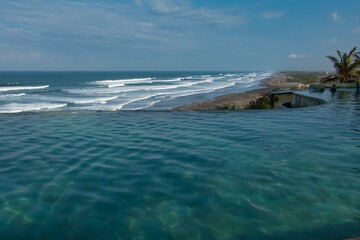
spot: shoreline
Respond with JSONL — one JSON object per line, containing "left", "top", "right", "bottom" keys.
{"left": 173, "top": 73, "right": 307, "bottom": 111}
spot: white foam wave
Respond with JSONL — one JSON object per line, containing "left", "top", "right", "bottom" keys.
{"left": 94, "top": 77, "right": 184, "bottom": 88}
{"left": 68, "top": 96, "right": 118, "bottom": 104}
{"left": 144, "top": 100, "right": 162, "bottom": 109}
{"left": 116, "top": 95, "right": 154, "bottom": 110}
{"left": 244, "top": 73, "right": 257, "bottom": 78}
{"left": 0, "top": 93, "right": 26, "bottom": 97}
{"left": 94, "top": 78, "right": 152, "bottom": 85}
{"left": 70, "top": 94, "right": 154, "bottom": 111}
{"left": 0, "top": 103, "right": 67, "bottom": 113}
{"left": 105, "top": 83, "right": 126, "bottom": 88}
{"left": 33, "top": 95, "right": 119, "bottom": 105}
{"left": 241, "top": 79, "right": 257, "bottom": 84}
{"left": 66, "top": 78, "right": 215, "bottom": 95}
{"left": 125, "top": 84, "right": 234, "bottom": 110}
{"left": 126, "top": 100, "right": 162, "bottom": 110}
{"left": 165, "top": 77, "right": 183, "bottom": 82}
{"left": 122, "top": 80, "right": 235, "bottom": 109}
{"left": 64, "top": 79, "right": 233, "bottom": 111}
{"left": 120, "top": 79, "right": 213, "bottom": 92}
{"left": 0, "top": 85, "right": 49, "bottom": 92}
{"left": 225, "top": 74, "right": 235, "bottom": 77}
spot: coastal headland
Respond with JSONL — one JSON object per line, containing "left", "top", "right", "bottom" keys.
{"left": 174, "top": 72, "right": 326, "bottom": 111}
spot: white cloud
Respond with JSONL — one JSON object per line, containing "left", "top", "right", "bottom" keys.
{"left": 141, "top": 0, "right": 246, "bottom": 27}
{"left": 331, "top": 12, "right": 341, "bottom": 22}
{"left": 0, "top": 1, "right": 182, "bottom": 47}
{"left": 288, "top": 54, "right": 310, "bottom": 59}
{"left": 323, "top": 38, "right": 337, "bottom": 45}
{"left": 0, "top": 0, "right": 247, "bottom": 56}
{"left": 261, "top": 11, "right": 285, "bottom": 20}
{"left": 289, "top": 54, "right": 314, "bottom": 59}
{"left": 149, "top": 0, "right": 182, "bottom": 14}
{"left": 187, "top": 8, "right": 246, "bottom": 26}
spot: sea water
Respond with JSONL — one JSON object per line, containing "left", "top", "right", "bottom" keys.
{"left": 0, "top": 72, "right": 359, "bottom": 239}
{"left": 0, "top": 71, "right": 271, "bottom": 113}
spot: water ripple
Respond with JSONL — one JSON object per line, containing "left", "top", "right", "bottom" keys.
{"left": 0, "top": 91, "right": 359, "bottom": 239}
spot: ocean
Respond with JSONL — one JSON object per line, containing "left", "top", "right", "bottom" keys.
{"left": 0, "top": 71, "right": 271, "bottom": 113}
{"left": 0, "top": 72, "right": 359, "bottom": 239}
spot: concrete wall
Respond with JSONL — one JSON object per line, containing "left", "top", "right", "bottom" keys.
{"left": 275, "top": 94, "right": 292, "bottom": 108}
{"left": 290, "top": 93, "right": 326, "bottom": 108}
{"left": 271, "top": 91, "right": 326, "bottom": 109}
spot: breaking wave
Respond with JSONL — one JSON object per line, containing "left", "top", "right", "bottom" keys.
{"left": 0, "top": 103, "right": 67, "bottom": 113}
{"left": 0, "top": 85, "right": 49, "bottom": 92}
{"left": 0, "top": 72, "right": 272, "bottom": 113}
{"left": 0, "top": 93, "right": 26, "bottom": 98}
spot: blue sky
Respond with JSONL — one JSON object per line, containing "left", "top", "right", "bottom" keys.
{"left": 0, "top": 0, "right": 359, "bottom": 71}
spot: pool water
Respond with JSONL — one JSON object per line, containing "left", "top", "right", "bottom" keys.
{"left": 0, "top": 89, "right": 359, "bottom": 239}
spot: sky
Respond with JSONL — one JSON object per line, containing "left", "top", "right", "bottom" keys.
{"left": 0, "top": 0, "right": 359, "bottom": 71}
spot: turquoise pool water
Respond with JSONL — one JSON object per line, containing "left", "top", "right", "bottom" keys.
{"left": 0, "top": 89, "right": 359, "bottom": 239}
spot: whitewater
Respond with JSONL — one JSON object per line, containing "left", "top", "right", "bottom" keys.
{"left": 0, "top": 72, "right": 272, "bottom": 113}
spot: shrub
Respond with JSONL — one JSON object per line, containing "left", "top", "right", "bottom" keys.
{"left": 244, "top": 93, "right": 272, "bottom": 110}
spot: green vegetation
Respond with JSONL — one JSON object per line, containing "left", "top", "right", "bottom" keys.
{"left": 243, "top": 93, "right": 275, "bottom": 110}
{"left": 326, "top": 47, "right": 360, "bottom": 83}
{"left": 281, "top": 71, "right": 325, "bottom": 84}
{"left": 215, "top": 104, "right": 236, "bottom": 110}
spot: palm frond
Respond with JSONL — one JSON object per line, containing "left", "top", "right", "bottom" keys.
{"left": 336, "top": 50, "right": 343, "bottom": 59}
{"left": 326, "top": 47, "right": 359, "bottom": 82}
{"left": 349, "top": 46, "right": 357, "bottom": 57}
{"left": 348, "top": 62, "right": 359, "bottom": 72}
{"left": 326, "top": 55, "right": 339, "bottom": 64}
{"left": 355, "top": 52, "right": 360, "bottom": 60}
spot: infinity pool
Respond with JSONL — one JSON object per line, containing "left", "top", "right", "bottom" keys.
{"left": 0, "top": 89, "right": 359, "bottom": 239}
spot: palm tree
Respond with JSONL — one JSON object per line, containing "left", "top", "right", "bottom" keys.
{"left": 326, "top": 47, "right": 360, "bottom": 83}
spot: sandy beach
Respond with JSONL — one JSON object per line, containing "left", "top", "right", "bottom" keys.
{"left": 174, "top": 73, "right": 308, "bottom": 111}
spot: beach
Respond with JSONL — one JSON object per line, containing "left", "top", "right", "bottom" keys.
{"left": 174, "top": 73, "right": 309, "bottom": 111}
